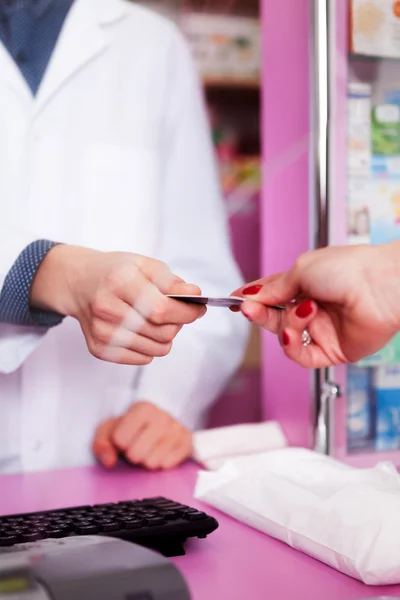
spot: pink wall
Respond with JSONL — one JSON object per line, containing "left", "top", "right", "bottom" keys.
{"left": 261, "top": 0, "right": 312, "bottom": 447}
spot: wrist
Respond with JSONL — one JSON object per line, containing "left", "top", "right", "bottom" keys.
{"left": 30, "top": 244, "right": 99, "bottom": 317}
{"left": 367, "top": 241, "right": 400, "bottom": 331}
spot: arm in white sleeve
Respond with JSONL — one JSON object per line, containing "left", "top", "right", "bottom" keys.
{"left": 134, "top": 27, "right": 250, "bottom": 430}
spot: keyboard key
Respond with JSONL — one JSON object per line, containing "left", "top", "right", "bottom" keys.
{"left": 76, "top": 524, "right": 100, "bottom": 535}
{"left": 163, "top": 511, "right": 179, "bottom": 520}
{"left": 102, "top": 522, "right": 120, "bottom": 532}
{"left": 123, "top": 519, "right": 144, "bottom": 530}
{"left": 146, "top": 517, "right": 165, "bottom": 526}
{"left": 20, "top": 531, "right": 44, "bottom": 543}
{"left": 186, "top": 511, "right": 207, "bottom": 521}
{"left": 45, "top": 529, "right": 66, "bottom": 538}
{"left": 0, "top": 535, "right": 18, "bottom": 546}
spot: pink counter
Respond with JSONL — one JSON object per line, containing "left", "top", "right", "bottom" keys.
{"left": 1, "top": 462, "right": 400, "bottom": 600}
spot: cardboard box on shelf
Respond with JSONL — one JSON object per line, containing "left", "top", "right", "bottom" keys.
{"left": 372, "top": 103, "right": 400, "bottom": 156}
{"left": 347, "top": 365, "right": 374, "bottom": 452}
{"left": 347, "top": 177, "right": 372, "bottom": 245}
{"left": 370, "top": 159, "right": 400, "bottom": 244}
{"left": 350, "top": 0, "right": 400, "bottom": 59}
{"left": 182, "top": 13, "right": 260, "bottom": 82}
{"left": 347, "top": 82, "right": 371, "bottom": 177}
{"left": 373, "top": 365, "right": 400, "bottom": 451}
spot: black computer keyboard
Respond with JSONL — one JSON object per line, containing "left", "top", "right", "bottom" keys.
{"left": 0, "top": 497, "right": 218, "bottom": 557}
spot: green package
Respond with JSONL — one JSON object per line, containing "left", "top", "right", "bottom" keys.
{"left": 371, "top": 106, "right": 400, "bottom": 156}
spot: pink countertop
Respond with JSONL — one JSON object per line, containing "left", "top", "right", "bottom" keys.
{"left": 1, "top": 462, "right": 400, "bottom": 600}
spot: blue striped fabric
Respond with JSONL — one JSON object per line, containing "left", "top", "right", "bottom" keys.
{"left": 0, "top": 241, "right": 64, "bottom": 326}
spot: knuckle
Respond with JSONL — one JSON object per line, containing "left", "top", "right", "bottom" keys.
{"left": 91, "top": 321, "right": 111, "bottom": 345}
{"left": 149, "top": 298, "right": 169, "bottom": 325}
{"left": 294, "top": 255, "right": 306, "bottom": 272}
{"left": 91, "top": 295, "right": 110, "bottom": 319}
{"left": 88, "top": 340, "right": 105, "bottom": 360}
{"left": 125, "top": 448, "right": 139, "bottom": 465}
{"left": 111, "top": 430, "right": 125, "bottom": 451}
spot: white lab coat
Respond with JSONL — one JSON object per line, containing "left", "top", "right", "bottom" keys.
{"left": 0, "top": 0, "right": 248, "bottom": 472}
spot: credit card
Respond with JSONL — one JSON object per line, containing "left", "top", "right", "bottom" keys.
{"left": 167, "top": 295, "right": 284, "bottom": 309}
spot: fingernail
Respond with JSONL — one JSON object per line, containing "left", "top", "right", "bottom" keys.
{"left": 295, "top": 300, "right": 313, "bottom": 319}
{"left": 229, "top": 305, "right": 241, "bottom": 312}
{"left": 242, "top": 284, "right": 263, "bottom": 296}
{"left": 282, "top": 331, "right": 290, "bottom": 346}
{"left": 242, "top": 310, "right": 252, "bottom": 321}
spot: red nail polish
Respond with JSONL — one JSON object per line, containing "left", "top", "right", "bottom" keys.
{"left": 282, "top": 331, "right": 290, "bottom": 346}
{"left": 242, "top": 284, "right": 262, "bottom": 296}
{"left": 242, "top": 310, "right": 252, "bottom": 321}
{"left": 295, "top": 300, "right": 313, "bottom": 319}
{"left": 229, "top": 305, "right": 241, "bottom": 313}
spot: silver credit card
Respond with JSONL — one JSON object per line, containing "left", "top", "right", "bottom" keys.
{"left": 167, "top": 295, "right": 284, "bottom": 309}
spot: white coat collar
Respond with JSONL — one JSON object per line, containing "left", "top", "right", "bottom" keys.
{"left": 0, "top": 0, "right": 129, "bottom": 115}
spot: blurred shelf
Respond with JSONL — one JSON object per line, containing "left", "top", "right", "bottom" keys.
{"left": 204, "top": 76, "right": 260, "bottom": 90}
{"left": 349, "top": 52, "right": 400, "bottom": 63}
{"left": 180, "top": 0, "right": 259, "bottom": 17}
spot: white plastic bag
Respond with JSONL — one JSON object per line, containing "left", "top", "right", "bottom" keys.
{"left": 192, "top": 421, "right": 287, "bottom": 469}
{"left": 194, "top": 448, "right": 400, "bottom": 585}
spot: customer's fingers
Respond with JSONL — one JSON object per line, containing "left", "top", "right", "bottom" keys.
{"left": 280, "top": 325, "right": 335, "bottom": 369}
{"left": 280, "top": 304, "right": 347, "bottom": 368}
{"left": 240, "top": 270, "right": 299, "bottom": 306}
{"left": 240, "top": 300, "right": 283, "bottom": 334}
{"left": 92, "top": 418, "right": 119, "bottom": 468}
{"left": 231, "top": 271, "right": 286, "bottom": 298}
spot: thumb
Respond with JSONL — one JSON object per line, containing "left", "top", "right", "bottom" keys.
{"left": 241, "top": 270, "right": 300, "bottom": 306}
{"left": 168, "top": 281, "right": 202, "bottom": 297}
{"left": 92, "top": 418, "right": 119, "bottom": 468}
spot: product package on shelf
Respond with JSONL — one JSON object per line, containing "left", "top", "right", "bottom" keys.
{"left": 347, "top": 366, "right": 374, "bottom": 452}
{"left": 370, "top": 156, "right": 400, "bottom": 244}
{"left": 347, "top": 82, "right": 372, "bottom": 176}
{"left": 350, "top": 0, "right": 400, "bottom": 59}
{"left": 346, "top": 82, "right": 372, "bottom": 245}
{"left": 358, "top": 157, "right": 400, "bottom": 366}
{"left": 346, "top": 88, "right": 400, "bottom": 366}
{"left": 181, "top": 13, "right": 260, "bottom": 84}
{"left": 373, "top": 365, "right": 400, "bottom": 451}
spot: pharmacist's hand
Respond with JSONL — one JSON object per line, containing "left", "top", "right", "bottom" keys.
{"left": 233, "top": 243, "right": 400, "bottom": 368}
{"left": 93, "top": 402, "right": 193, "bottom": 470}
{"left": 30, "top": 245, "right": 205, "bottom": 365}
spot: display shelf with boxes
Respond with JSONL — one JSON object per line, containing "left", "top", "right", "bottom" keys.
{"left": 260, "top": 0, "right": 400, "bottom": 466}
{"left": 340, "top": 1, "right": 400, "bottom": 462}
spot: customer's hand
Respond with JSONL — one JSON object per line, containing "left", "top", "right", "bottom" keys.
{"left": 92, "top": 401, "right": 193, "bottom": 470}
{"left": 233, "top": 242, "right": 400, "bottom": 367}
{"left": 30, "top": 245, "right": 205, "bottom": 365}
